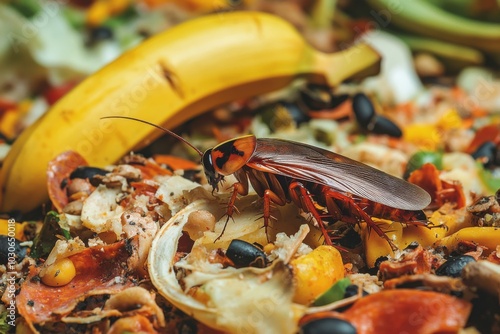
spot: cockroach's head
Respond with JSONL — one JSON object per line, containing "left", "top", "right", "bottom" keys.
{"left": 202, "top": 149, "right": 224, "bottom": 192}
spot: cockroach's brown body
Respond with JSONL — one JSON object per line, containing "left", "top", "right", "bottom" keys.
{"left": 104, "top": 117, "right": 432, "bottom": 250}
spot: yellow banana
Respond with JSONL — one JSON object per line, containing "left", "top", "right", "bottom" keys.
{"left": 0, "top": 11, "right": 381, "bottom": 213}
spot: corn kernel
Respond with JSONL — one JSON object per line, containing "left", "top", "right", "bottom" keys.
{"left": 403, "top": 124, "right": 441, "bottom": 151}
{"left": 290, "top": 245, "right": 344, "bottom": 305}
{"left": 41, "top": 258, "right": 76, "bottom": 287}
{"left": 436, "top": 109, "right": 463, "bottom": 130}
{"left": 263, "top": 243, "right": 276, "bottom": 254}
{"left": 0, "top": 219, "right": 26, "bottom": 240}
{"left": 86, "top": 1, "right": 110, "bottom": 27}
{"left": 108, "top": 0, "right": 131, "bottom": 14}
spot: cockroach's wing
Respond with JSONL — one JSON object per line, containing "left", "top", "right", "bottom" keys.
{"left": 248, "top": 139, "right": 431, "bottom": 211}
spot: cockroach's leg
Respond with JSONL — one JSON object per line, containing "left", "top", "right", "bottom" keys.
{"left": 215, "top": 181, "right": 248, "bottom": 242}
{"left": 262, "top": 189, "right": 287, "bottom": 241}
{"left": 323, "top": 189, "right": 398, "bottom": 251}
{"left": 289, "top": 181, "right": 332, "bottom": 246}
{"left": 357, "top": 197, "right": 429, "bottom": 228}
{"left": 323, "top": 192, "right": 344, "bottom": 222}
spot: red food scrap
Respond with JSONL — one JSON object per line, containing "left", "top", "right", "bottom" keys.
{"left": 46, "top": 151, "right": 88, "bottom": 212}
{"left": 378, "top": 245, "right": 440, "bottom": 281}
{"left": 408, "top": 163, "right": 466, "bottom": 209}
{"left": 343, "top": 289, "right": 471, "bottom": 334}
{"left": 17, "top": 240, "right": 136, "bottom": 328}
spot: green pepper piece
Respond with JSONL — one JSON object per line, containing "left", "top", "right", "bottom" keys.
{"left": 312, "top": 277, "right": 352, "bottom": 306}
{"left": 478, "top": 164, "right": 500, "bottom": 193}
{"left": 404, "top": 151, "right": 443, "bottom": 179}
{"left": 31, "top": 211, "right": 70, "bottom": 259}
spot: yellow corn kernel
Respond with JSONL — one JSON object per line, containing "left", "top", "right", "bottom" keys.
{"left": 263, "top": 243, "right": 276, "bottom": 254}
{"left": 434, "top": 227, "right": 500, "bottom": 253}
{"left": 436, "top": 109, "right": 463, "bottom": 130}
{"left": 403, "top": 124, "right": 441, "bottom": 151}
{"left": 0, "top": 109, "right": 20, "bottom": 139}
{"left": 86, "top": 1, "right": 110, "bottom": 27}
{"left": 188, "top": 286, "right": 211, "bottom": 305}
{"left": 41, "top": 258, "right": 76, "bottom": 287}
{"left": 108, "top": 0, "right": 131, "bottom": 14}
{"left": 0, "top": 219, "right": 26, "bottom": 240}
{"left": 290, "top": 245, "right": 344, "bottom": 305}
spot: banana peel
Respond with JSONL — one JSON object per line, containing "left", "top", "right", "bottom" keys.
{"left": 0, "top": 11, "right": 381, "bottom": 213}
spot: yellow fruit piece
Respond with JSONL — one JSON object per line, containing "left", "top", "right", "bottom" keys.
{"left": 434, "top": 227, "right": 500, "bottom": 253}
{"left": 436, "top": 109, "right": 463, "bottom": 130}
{"left": 86, "top": 1, "right": 110, "bottom": 27}
{"left": 362, "top": 210, "right": 477, "bottom": 267}
{"left": 0, "top": 219, "right": 26, "bottom": 240}
{"left": 41, "top": 258, "right": 76, "bottom": 287}
{"left": 290, "top": 245, "right": 344, "bottom": 305}
{"left": 403, "top": 124, "right": 441, "bottom": 151}
{"left": 0, "top": 110, "right": 20, "bottom": 139}
{"left": 362, "top": 220, "right": 450, "bottom": 268}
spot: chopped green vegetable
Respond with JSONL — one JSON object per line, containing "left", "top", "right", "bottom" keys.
{"left": 7, "top": 0, "right": 40, "bottom": 18}
{"left": 63, "top": 6, "right": 86, "bottom": 31}
{"left": 0, "top": 311, "right": 12, "bottom": 333}
{"left": 478, "top": 164, "right": 500, "bottom": 193}
{"left": 312, "top": 277, "right": 351, "bottom": 306}
{"left": 404, "top": 151, "right": 443, "bottom": 179}
{"left": 31, "top": 211, "right": 70, "bottom": 259}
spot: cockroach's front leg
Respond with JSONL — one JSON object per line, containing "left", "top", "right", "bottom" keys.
{"left": 323, "top": 189, "right": 398, "bottom": 251}
{"left": 215, "top": 168, "right": 254, "bottom": 241}
{"left": 215, "top": 181, "right": 248, "bottom": 242}
{"left": 289, "top": 181, "right": 333, "bottom": 246}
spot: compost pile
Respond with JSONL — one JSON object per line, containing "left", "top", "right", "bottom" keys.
{"left": 1, "top": 1, "right": 500, "bottom": 333}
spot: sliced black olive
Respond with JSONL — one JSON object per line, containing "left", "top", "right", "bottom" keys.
{"left": 472, "top": 141, "right": 498, "bottom": 168}
{"left": 300, "top": 317, "right": 357, "bottom": 334}
{"left": 258, "top": 102, "right": 308, "bottom": 132}
{"left": 330, "top": 94, "right": 350, "bottom": 109}
{"left": 299, "top": 84, "right": 335, "bottom": 110}
{"left": 343, "top": 284, "right": 369, "bottom": 298}
{"left": 352, "top": 93, "right": 376, "bottom": 128}
{"left": 0, "top": 235, "right": 28, "bottom": 264}
{"left": 436, "top": 255, "right": 476, "bottom": 278}
{"left": 369, "top": 115, "right": 403, "bottom": 138}
{"left": 69, "top": 166, "right": 108, "bottom": 180}
{"left": 280, "top": 101, "right": 309, "bottom": 125}
{"left": 225, "top": 239, "right": 267, "bottom": 268}
{"left": 87, "top": 26, "right": 114, "bottom": 46}
{"left": 405, "top": 241, "right": 420, "bottom": 250}
{"left": 374, "top": 256, "right": 388, "bottom": 270}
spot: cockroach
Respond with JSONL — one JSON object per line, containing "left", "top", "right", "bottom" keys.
{"left": 103, "top": 116, "right": 431, "bottom": 250}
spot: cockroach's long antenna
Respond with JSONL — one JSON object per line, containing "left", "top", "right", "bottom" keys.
{"left": 101, "top": 116, "right": 203, "bottom": 157}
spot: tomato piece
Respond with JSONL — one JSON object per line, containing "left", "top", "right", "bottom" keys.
{"left": 46, "top": 151, "right": 88, "bottom": 212}
{"left": 44, "top": 82, "right": 78, "bottom": 105}
{"left": 343, "top": 289, "right": 471, "bottom": 334}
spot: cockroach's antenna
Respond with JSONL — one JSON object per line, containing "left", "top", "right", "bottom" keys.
{"left": 101, "top": 116, "right": 203, "bottom": 157}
